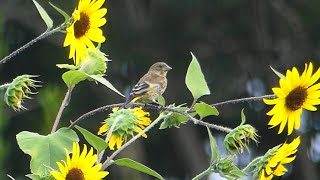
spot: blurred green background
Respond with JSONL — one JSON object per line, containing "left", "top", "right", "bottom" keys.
{"left": 1, "top": 0, "right": 320, "bottom": 179}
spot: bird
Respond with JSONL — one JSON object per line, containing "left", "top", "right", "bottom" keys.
{"left": 123, "top": 62, "right": 172, "bottom": 107}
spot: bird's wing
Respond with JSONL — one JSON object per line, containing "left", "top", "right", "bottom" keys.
{"left": 126, "top": 81, "right": 151, "bottom": 103}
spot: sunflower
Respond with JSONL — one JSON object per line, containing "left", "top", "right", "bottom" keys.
{"left": 64, "top": 0, "right": 107, "bottom": 65}
{"left": 258, "top": 137, "right": 300, "bottom": 180}
{"left": 264, "top": 62, "right": 320, "bottom": 135}
{"left": 98, "top": 107, "right": 152, "bottom": 150}
{"left": 50, "top": 142, "right": 108, "bottom": 180}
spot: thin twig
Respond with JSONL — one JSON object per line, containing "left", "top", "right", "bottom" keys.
{"left": 68, "top": 103, "right": 124, "bottom": 129}
{"left": 211, "top": 94, "right": 275, "bottom": 107}
{"left": 101, "top": 113, "right": 167, "bottom": 170}
{"left": 51, "top": 87, "right": 74, "bottom": 133}
{"left": 68, "top": 94, "right": 275, "bottom": 132}
{"left": 170, "top": 108, "right": 232, "bottom": 133}
{"left": 0, "top": 20, "right": 70, "bottom": 65}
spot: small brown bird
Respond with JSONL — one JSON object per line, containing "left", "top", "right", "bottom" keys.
{"left": 123, "top": 62, "right": 172, "bottom": 107}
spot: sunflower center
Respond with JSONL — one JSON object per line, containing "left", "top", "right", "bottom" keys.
{"left": 285, "top": 86, "right": 307, "bottom": 111}
{"left": 66, "top": 168, "right": 85, "bottom": 180}
{"left": 74, "top": 13, "right": 90, "bottom": 38}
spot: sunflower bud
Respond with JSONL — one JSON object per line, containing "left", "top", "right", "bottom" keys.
{"left": 4, "top": 75, "right": 41, "bottom": 111}
{"left": 79, "top": 47, "right": 110, "bottom": 75}
{"left": 212, "top": 156, "right": 246, "bottom": 179}
{"left": 98, "top": 107, "right": 151, "bottom": 150}
{"left": 224, "top": 124, "right": 258, "bottom": 154}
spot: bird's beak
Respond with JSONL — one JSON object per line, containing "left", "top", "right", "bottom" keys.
{"left": 166, "top": 65, "right": 172, "bottom": 71}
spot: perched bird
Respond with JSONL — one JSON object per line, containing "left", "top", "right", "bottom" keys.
{"left": 123, "top": 62, "right": 172, "bottom": 107}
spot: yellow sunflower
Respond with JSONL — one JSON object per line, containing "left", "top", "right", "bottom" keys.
{"left": 50, "top": 142, "right": 109, "bottom": 180}
{"left": 264, "top": 62, "right": 320, "bottom": 135}
{"left": 98, "top": 107, "right": 152, "bottom": 150}
{"left": 259, "top": 137, "right": 300, "bottom": 180}
{"left": 64, "top": 0, "right": 107, "bottom": 65}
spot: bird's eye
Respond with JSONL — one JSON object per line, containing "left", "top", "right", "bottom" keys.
{"left": 158, "top": 65, "right": 163, "bottom": 68}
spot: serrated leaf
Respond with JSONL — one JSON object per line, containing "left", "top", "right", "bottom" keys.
{"left": 185, "top": 52, "right": 210, "bottom": 101}
{"left": 207, "top": 127, "right": 219, "bottom": 162}
{"left": 49, "top": 2, "right": 70, "bottom": 22}
{"left": 56, "top": 64, "right": 78, "bottom": 70}
{"left": 89, "top": 75, "right": 125, "bottom": 97}
{"left": 75, "top": 126, "right": 108, "bottom": 153}
{"left": 270, "top": 66, "right": 285, "bottom": 79}
{"left": 194, "top": 102, "right": 219, "bottom": 119}
{"left": 16, "top": 128, "right": 79, "bottom": 176}
{"left": 112, "top": 158, "right": 164, "bottom": 180}
{"left": 32, "top": 0, "right": 53, "bottom": 29}
{"left": 62, "top": 70, "right": 88, "bottom": 88}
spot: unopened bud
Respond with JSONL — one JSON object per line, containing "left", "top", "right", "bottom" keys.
{"left": 4, "top": 75, "right": 41, "bottom": 111}
{"left": 224, "top": 124, "right": 258, "bottom": 154}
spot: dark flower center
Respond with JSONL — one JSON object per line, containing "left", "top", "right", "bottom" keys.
{"left": 66, "top": 168, "right": 85, "bottom": 180}
{"left": 285, "top": 86, "right": 307, "bottom": 111}
{"left": 74, "top": 13, "right": 90, "bottom": 38}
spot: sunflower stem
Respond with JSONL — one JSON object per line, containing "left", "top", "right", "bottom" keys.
{"left": 0, "top": 20, "right": 71, "bottom": 65}
{"left": 101, "top": 113, "right": 168, "bottom": 170}
{"left": 242, "top": 156, "right": 262, "bottom": 172}
{"left": 68, "top": 103, "right": 124, "bottom": 129}
{"left": 211, "top": 94, "right": 275, "bottom": 107}
{"left": 51, "top": 87, "right": 74, "bottom": 133}
{"left": 192, "top": 167, "right": 212, "bottom": 180}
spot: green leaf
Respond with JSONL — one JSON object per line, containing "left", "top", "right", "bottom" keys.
{"left": 49, "top": 2, "right": 70, "bottom": 22}
{"left": 270, "top": 66, "right": 285, "bottom": 79}
{"left": 62, "top": 70, "right": 88, "bottom": 88}
{"left": 157, "top": 95, "right": 166, "bottom": 106}
{"left": 26, "top": 174, "right": 41, "bottom": 180}
{"left": 56, "top": 64, "right": 78, "bottom": 70}
{"left": 240, "top": 108, "right": 246, "bottom": 125}
{"left": 112, "top": 158, "right": 164, "bottom": 180}
{"left": 32, "top": 0, "right": 53, "bottom": 29}
{"left": 207, "top": 127, "right": 219, "bottom": 162}
{"left": 185, "top": 52, "right": 210, "bottom": 101}
{"left": 75, "top": 126, "right": 108, "bottom": 153}
{"left": 194, "top": 102, "right": 219, "bottom": 119}
{"left": 16, "top": 128, "right": 79, "bottom": 176}
{"left": 89, "top": 74, "right": 125, "bottom": 97}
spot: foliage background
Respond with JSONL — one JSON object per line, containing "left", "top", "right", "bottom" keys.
{"left": 0, "top": 0, "right": 320, "bottom": 179}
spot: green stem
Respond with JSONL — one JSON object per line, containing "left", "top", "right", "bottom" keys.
{"left": 211, "top": 94, "right": 275, "bottom": 107}
{"left": 192, "top": 167, "right": 212, "bottom": 180}
{"left": 170, "top": 108, "right": 233, "bottom": 133}
{"left": 51, "top": 87, "right": 74, "bottom": 133}
{"left": 242, "top": 156, "right": 262, "bottom": 172}
{"left": 101, "top": 113, "right": 168, "bottom": 170}
{"left": 0, "top": 20, "right": 70, "bottom": 65}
